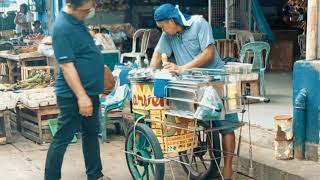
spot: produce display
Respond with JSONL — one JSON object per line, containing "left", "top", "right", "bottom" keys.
{"left": 8, "top": 46, "right": 38, "bottom": 55}
{"left": 95, "top": 33, "right": 117, "bottom": 50}
{"left": 95, "top": 0, "right": 127, "bottom": 11}
{"left": 13, "top": 70, "right": 54, "bottom": 90}
{"left": 24, "top": 34, "right": 44, "bottom": 41}
{"left": 40, "top": 36, "right": 52, "bottom": 45}
{"left": 18, "top": 87, "right": 57, "bottom": 108}
{"left": 0, "top": 91, "right": 16, "bottom": 111}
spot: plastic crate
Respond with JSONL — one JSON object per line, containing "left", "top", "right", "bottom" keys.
{"left": 48, "top": 119, "right": 77, "bottom": 143}
{"left": 160, "top": 133, "right": 198, "bottom": 154}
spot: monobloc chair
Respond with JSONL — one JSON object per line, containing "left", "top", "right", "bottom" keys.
{"left": 120, "top": 29, "right": 151, "bottom": 67}
{"left": 239, "top": 41, "right": 270, "bottom": 97}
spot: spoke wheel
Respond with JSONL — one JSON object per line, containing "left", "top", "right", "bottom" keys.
{"left": 125, "top": 123, "right": 165, "bottom": 180}
{"left": 179, "top": 122, "right": 221, "bottom": 180}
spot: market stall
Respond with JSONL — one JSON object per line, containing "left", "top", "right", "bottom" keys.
{"left": 0, "top": 49, "right": 53, "bottom": 83}
{"left": 0, "top": 91, "right": 16, "bottom": 144}
{"left": 3, "top": 87, "right": 59, "bottom": 144}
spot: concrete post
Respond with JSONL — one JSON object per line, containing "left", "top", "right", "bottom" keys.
{"left": 225, "top": 0, "right": 229, "bottom": 39}
{"left": 293, "top": 0, "right": 320, "bottom": 162}
{"left": 46, "top": 0, "right": 53, "bottom": 34}
{"left": 306, "top": 0, "right": 319, "bottom": 60}
{"left": 318, "top": 3, "right": 320, "bottom": 59}
{"left": 208, "top": 0, "right": 212, "bottom": 25}
{"left": 293, "top": 89, "right": 307, "bottom": 160}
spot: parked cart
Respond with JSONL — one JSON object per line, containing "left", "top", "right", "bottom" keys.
{"left": 124, "top": 68, "right": 269, "bottom": 180}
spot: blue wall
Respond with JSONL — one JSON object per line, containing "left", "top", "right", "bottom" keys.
{"left": 293, "top": 61, "right": 320, "bottom": 145}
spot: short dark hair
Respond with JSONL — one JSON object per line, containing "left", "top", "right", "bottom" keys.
{"left": 20, "top": 3, "right": 29, "bottom": 13}
{"left": 33, "top": 20, "right": 41, "bottom": 26}
{"left": 65, "top": 0, "right": 92, "bottom": 8}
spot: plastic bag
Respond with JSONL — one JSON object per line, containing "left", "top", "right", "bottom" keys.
{"left": 194, "top": 86, "right": 224, "bottom": 121}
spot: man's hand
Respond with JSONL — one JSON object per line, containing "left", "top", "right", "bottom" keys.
{"left": 163, "top": 62, "right": 185, "bottom": 74}
{"left": 60, "top": 62, "right": 92, "bottom": 117}
{"left": 77, "top": 95, "right": 93, "bottom": 117}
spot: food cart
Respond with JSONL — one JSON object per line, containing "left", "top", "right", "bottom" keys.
{"left": 124, "top": 67, "right": 270, "bottom": 179}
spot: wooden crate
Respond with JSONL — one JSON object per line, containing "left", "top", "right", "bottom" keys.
{"left": 269, "top": 40, "right": 294, "bottom": 72}
{"left": 0, "top": 110, "right": 12, "bottom": 144}
{"left": 21, "top": 66, "right": 57, "bottom": 80}
{"left": 0, "top": 30, "right": 15, "bottom": 39}
{"left": 19, "top": 105, "right": 59, "bottom": 144}
{"left": 241, "top": 80, "right": 260, "bottom": 103}
{"left": 7, "top": 110, "right": 19, "bottom": 132}
{"left": 215, "top": 39, "right": 238, "bottom": 59}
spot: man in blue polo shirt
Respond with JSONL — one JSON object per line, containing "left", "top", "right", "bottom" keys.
{"left": 150, "top": 4, "right": 239, "bottom": 179}
{"left": 44, "top": 1, "right": 109, "bottom": 180}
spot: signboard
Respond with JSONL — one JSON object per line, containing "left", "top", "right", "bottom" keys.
{"left": 131, "top": 82, "right": 168, "bottom": 110}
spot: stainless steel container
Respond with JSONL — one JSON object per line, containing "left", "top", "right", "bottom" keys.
{"left": 167, "top": 71, "right": 242, "bottom": 115}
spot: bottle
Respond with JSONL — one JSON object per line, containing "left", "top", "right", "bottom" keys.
{"left": 161, "top": 53, "right": 168, "bottom": 64}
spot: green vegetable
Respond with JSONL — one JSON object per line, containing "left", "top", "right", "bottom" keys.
{"left": 13, "top": 70, "right": 55, "bottom": 90}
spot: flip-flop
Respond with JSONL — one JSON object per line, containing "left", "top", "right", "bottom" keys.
{"left": 217, "top": 177, "right": 233, "bottom": 180}
{"left": 98, "top": 176, "right": 111, "bottom": 180}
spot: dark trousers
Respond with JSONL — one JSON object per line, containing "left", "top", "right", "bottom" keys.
{"left": 45, "top": 96, "right": 103, "bottom": 180}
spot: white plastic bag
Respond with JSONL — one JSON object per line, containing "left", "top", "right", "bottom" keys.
{"left": 194, "top": 86, "right": 224, "bottom": 121}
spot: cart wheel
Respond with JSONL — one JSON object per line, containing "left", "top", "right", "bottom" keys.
{"left": 178, "top": 122, "right": 221, "bottom": 180}
{"left": 125, "top": 123, "right": 165, "bottom": 180}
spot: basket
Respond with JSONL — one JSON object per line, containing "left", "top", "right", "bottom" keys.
{"left": 160, "top": 133, "right": 198, "bottom": 154}
{"left": 149, "top": 110, "right": 198, "bottom": 154}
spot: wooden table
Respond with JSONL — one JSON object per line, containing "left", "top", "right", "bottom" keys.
{"left": 0, "top": 51, "right": 54, "bottom": 83}
{"left": 0, "top": 110, "right": 12, "bottom": 144}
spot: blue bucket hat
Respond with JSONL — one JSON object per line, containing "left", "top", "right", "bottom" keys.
{"left": 154, "top": 3, "right": 192, "bottom": 27}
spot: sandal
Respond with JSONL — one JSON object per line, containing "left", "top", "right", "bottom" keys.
{"left": 217, "top": 177, "right": 233, "bottom": 180}
{"left": 98, "top": 176, "right": 111, "bottom": 180}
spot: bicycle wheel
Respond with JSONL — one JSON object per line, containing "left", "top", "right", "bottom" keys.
{"left": 125, "top": 123, "right": 165, "bottom": 180}
{"left": 178, "top": 122, "right": 221, "bottom": 180}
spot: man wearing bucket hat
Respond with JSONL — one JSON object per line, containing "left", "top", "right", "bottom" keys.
{"left": 150, "top": 3, "right": 239, "bottom": 179}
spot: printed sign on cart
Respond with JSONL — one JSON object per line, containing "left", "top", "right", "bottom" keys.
{"left": 131, "top": 83, "right": 168, "bottom": 110}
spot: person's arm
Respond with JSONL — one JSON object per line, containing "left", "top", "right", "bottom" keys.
{"left": 59, "top": 62, "right": 93, "bottom": 117}
{"left": 181, "top": 44, "right": 214, "bottom": 69}
{"left": 150, "top": 33, "right": 172, "bottom": 69}
{"left": 163, "top": 45, "right": 214, "bottom": 74}
{"left": 14, "top": 13, "right": 21, "bottom": 25}
{"left": 150, "top": 50, "right": 162, "bottom": 68}
{"left": 164, "top": 18, "right": 216, "bottom": 74}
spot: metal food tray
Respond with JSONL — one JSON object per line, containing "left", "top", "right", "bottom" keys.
{"left": 167, "top": 69, "right": 242, "bottom": 114}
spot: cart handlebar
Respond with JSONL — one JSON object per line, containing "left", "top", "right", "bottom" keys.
{"left": 244, "top": 96, "right": 270, "bottom": 103}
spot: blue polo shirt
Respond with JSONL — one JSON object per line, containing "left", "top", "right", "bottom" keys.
{"left": 52, "top": 11, "right": 104, "bottom": 97}
{"left": 155, "top": 17, "right": 224, "bottom": 69}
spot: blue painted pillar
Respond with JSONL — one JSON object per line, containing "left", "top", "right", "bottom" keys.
{"left": 293, "top": 61, "right": 320, "bottom": 161}
{"left": 293, "top": 89, "right": 307, "bottom": 160}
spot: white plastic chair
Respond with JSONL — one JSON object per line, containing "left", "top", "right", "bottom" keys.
{"left": 120, "top": 29, "right": 151, "bottom": 67}
{"left": 236, "top": 30, "right": 255, "bottom": 61}
{"left": 236, "top": 30, "right": 255, "bottom": 52}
